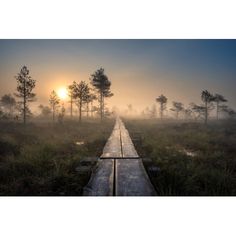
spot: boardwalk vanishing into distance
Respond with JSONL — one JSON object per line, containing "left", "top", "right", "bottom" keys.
{"left": 83, "top": 117, "right": 156, "bottom": 196}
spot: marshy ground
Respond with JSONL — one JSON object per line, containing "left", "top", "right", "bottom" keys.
{"left": 125, "top": 119, "right": 236, "bottom": 196}
{"left": 0, "top": 119, "right": 114, "bottom": 196}
{"left": 1, "top": 118, "right": 236, "bottom": 196}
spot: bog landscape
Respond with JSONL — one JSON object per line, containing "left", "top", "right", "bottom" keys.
{"left": 0, "top": 40, "right": 235, "bottom": 196}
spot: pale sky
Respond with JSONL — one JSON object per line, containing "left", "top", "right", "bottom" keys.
{"left": 0, "top": 40, "right": 236, "bottom": 113}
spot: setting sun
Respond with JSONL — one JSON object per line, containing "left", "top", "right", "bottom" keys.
{"left": 57, "top": 87, "right": 68, "bottom": 100}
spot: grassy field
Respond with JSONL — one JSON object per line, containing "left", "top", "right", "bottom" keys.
{"left": 125, "top": 119, "right": 236, "bottom": 196}
{"left": 1, "top": 117, "right": 235, "bottom": 196}
{"left": 0, "top": 118, "right": 114, "bottom": 196}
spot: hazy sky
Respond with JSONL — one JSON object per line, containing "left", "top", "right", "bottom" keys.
{"left": 0, "top": 39, "right": 236, "bottom": 113}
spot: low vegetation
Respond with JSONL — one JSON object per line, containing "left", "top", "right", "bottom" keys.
{"left": 0, "top": 119, "right": 114, "bottom": 196}
{"left": 125, "top": 119, "right": 236, "bottom": 196}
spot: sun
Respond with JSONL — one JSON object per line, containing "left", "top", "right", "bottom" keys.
{"left": 57, "top": 87, "right": 68, "bottom": 100}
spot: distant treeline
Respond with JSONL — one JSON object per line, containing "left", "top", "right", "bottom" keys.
{"left": 1, "top": 65, "right": 235, "bottom": 124}
{"left": 0, "top": 66, "right": 113, "bottom": 124}
{"left": 142, "top": 92, "right": 235, "bottom": 123}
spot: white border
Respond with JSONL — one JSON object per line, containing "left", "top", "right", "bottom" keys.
{"left": 0, "top": 1, "right": 236, "bottom": 236}
{"left": 0, "top": 0, "right": 236, "bottom": 38}
{"left": 0, "top": 197, "right": 235, "bottom": 236}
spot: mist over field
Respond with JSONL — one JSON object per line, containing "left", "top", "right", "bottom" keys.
{"left": 0, "top": 39, "right": 236, "bottom": 196}
{"left": 1, "top": 40, "right": 236, "bottom": 116}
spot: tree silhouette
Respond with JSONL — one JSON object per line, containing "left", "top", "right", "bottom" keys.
{"left": 227, "top": 108, "right": 236, "bottom": 119}
{"left": 58, "top": 103, "right": 66, "bottom": 123}
{"left": 201, "top": 90, "right": 215, "bottom": 124}
{"left": 127, "top": 104, "right": 133, "bottom": 115}
{"left": 14, "top": 66, "right": 36, "bottom": 125}
{"left": 184, "top": 107, "right": 193, "bottom": 120}
{"left": 219, "top": 104, "right": 228, "bottom": 115}
{"left": 90, "top": 68, "right": 113, "bottom": 121}
{"left": 89, "top": 93, "right": 97, "bottom": 117}
{"left": 170, "top": 101, "right": 184, "bottom": 119}
{"left": 213, "top": 94, "right": 227, "bottom": 120}
{"left": 0, "top": 94, "right": 16, "bottom": 116}
{"left": 220, "top": 105, "right": 236, "bottom": 119}
{"left": 156, "top": 94, "right": 167, "bottom": 120}
{"left": 182, "top": 104, "right": 194, "bottom": 120}
{"left": 84, "top": 92, "right": 93, "bottom": 118}
{"left": 74, "top": 81, "right": 90, "bottom": 122}
{"left": 190, "top": 103, "right": 205, "bottom": 121}
{"left": 49, "top": 90, "right": 60, "bottom": 123}
{"left": 67, "top": 81, "right": 77, "bottom": 118}
{"left": 38, "top": 104, "right": 51, "bottom": 117}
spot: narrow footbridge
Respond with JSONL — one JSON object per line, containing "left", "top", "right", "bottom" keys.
{"left": 83, "top": 117, "right": 156, "bottom": 196}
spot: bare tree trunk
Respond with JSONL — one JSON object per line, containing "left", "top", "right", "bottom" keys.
{"left": 100, "top": 92, "right": 103, "bottom": 121}
{"left": 23, "top": 80, "right": 26, "bottom": 125}
{"left": 23, "top": 98, "right": 26, "bottom": 125}
{"left": 205, "top": 101, "right": 208, "bottom": 124}
{"left": 86, "top": 102, "right": 89, "bottom": 118}
{"left": 90, "top": 101, "right": 93, "bottom": 117}
{"left": 70, "top": 96, "right": 73, "bottom": 118}
{"left": 52, "top": 106, "right": 55, "bottom": 123}
{"left": 160, "top": 103, "right": 163, "bottom": 120}
{"left": 102, "top": 96, "right": 104, "bottom": 120}
{"left": 79, "top": 100, "right": 82, "bottom": 122}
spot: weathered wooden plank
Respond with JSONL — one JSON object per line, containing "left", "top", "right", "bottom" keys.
{"left": 119, "top": 119, "right": 139, "bottom": 158}
{"left": 83, "top": 117, "right": 156, "bottom": 196}
{"left": 115, "top": 159, "right": 156, "bottom": 196}
{"left": 83, "top": 159, "right": 114, "bottom": 196}
{"left": 115, "top": 118, "right": 156, "bottom": 195}
{"left": 83, "top": 119, "right": 120, "bottom": 196}
{"left": 101, "top": 120, "right": 122, "bottom": 158}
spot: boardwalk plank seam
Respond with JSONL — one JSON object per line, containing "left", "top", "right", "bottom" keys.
{"left": 83, "top": 117, "right": 156, "bottom": 196}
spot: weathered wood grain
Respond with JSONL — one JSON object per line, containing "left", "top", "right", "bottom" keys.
{"left": 119, "top": 118, "right": 139, "bottom": 158}
{"left": 116, "top": 159, "right": 156, "bottom": 196}
{"left": 83, "top": 117, "right": 156, "bottom": 196}
{"left": 101, "top": 118, "right": 122, "bottom": 158}
{"left": 83, "top": 159, "right": 114, "bottom": 196}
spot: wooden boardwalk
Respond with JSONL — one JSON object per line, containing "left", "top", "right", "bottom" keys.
{"left": 83, "top": 117, "right": 156, "bottom": 196}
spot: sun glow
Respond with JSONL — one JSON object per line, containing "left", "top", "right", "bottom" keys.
{"left": 57, "top": 87, "right": 68, "bottom": 100}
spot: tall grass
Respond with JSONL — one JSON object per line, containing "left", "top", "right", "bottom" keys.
{"left": 0, "top": 119, "right": 114, "bottom": 196}
{"left": 125, "top": 119, "right": 236, "bottom": 196}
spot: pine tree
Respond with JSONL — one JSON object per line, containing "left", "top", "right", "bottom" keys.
{"left": 201, "top": 90, "right": 215, "bottom": 124}
{"left": 14, "top": 66, "right": 36, "bottom": 124}
{"left": 156, "top": 94, "right": 167, "bottom": 120}
{"left": 170, "top": 101, "right": 184, "bottom": 119}
{"left": 0, "top": 94, "right": 16, "bottom": 116}
{"left": 90, "top": 68, "right": 113, "bottom": 121}
{"left": 213, "top": 94, "right": 227, "bottom": 120}
{"left": 67, "top": 81, "right": 77, "bottom": 118}
{"left": 49, "top": 90, "right": 60, "bottom": 122}
{"left": 74, "top": 81, "right": 90, "bottom": 122}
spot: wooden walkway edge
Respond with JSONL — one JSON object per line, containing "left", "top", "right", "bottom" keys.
{"left": 83, "top": 117, "right": 156, "bottom": 196}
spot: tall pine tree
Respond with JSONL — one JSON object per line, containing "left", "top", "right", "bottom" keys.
{"left": 90, "top": 68, "right": 113, "bottom": 121}
{"left": 14, "top": 66, "right": 36, "bottom": 125}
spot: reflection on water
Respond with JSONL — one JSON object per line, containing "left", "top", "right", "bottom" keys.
{"left": 182, "top": 148, "right": 197, "bottom": 157}
{"left": 75, "top": 141, "right": 84, "bottom": 146}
